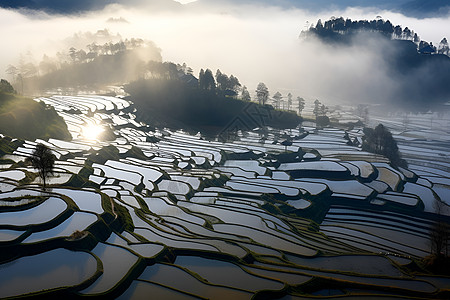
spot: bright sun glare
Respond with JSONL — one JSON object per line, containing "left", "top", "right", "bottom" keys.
{"left": 82, "top": 124, "right": 104, "bottom": 140}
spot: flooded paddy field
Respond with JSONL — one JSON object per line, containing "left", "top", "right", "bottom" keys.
{"left": 1, "top": 95, "right": 449, "bottom": 299}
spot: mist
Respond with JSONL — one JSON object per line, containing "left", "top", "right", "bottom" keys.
{"left": 1, "top": 1, "right": 449, "bottom": 106}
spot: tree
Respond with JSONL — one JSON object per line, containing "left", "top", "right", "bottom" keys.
{"left": 297, "top": 97, "right": 305, "bottom": 115}
{"left": 423, "top": 198, "right": 450, "bottom": 276}
{"left": 362, "top": 124, "right": 407, "bottom": 168}
{"left": 21, "top": 62, "right": 38, "bottom": 78}
{"left": 313, "top": 99, "right": 321, "bottom": 118}
{"left": 229, "top": 75, "right": 241, "bottom": 94}
{"left": 419, "top": 41, "right": 437, "bottom": 54}
{"left": 215, "top": 69, "right": 228, "bottom": 91}
{"left": 241, "top": 86, "right": 251, "bottom": 101}
{"left": 256, "top": 82, "right": 269, "bottom": 105}
{"left": 76, "top": 49, "right": 87, "bottom": 62}
{"left": 5, "top": 65, "right": 18, "bottom": 82}
{"left": 402, "top": 27, "right": 412, "bottom": 40}
{"left": 215, "top": 70, "right": 241, "bottom": 96}
{"left": 430, "top": 199, "right": 450, "bottom": 257}
{"left": 178, "top": 63, "right": 187, "bottom": 74}
{"left": 419, "top": 41, "right": 430, "bottom": 50}
{"left": 203, "top": 69, "right": 216, "bottom": 91}
{"left": 69, "top": 47, "right": 77, "bottom": 62}
{"left": 198, "top": 69, "right": 205, "bottom": 89}
{"left": 438, "top": 38, "right": 449, "bottom": 56}
{"left": 393, "top": 25, "right": 402, "bottom": 39}
{"left": 313, "top": 99, "right": 330, "bottom": 127}
{"left": 26, "top": 144, "right": 56, "bottom": 190}
{"left": 287, "top": 93, "right": 293, "bottom": 111}
{"left": 272, "top": 91, "right": 282, "bottom": 109}
{"left": 319, "top": 104, "right": 328, "bottom": 116}
{"left": 316, "top": 19, "right": 323, "bottom": 30}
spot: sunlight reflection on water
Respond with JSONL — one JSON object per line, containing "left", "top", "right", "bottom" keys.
{"left": 81, "top": 124, "right": 104, "bottom": 141}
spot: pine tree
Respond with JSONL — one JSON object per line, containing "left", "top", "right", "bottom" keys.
{"left": 256, "top": 83, "right": 269, "bottom": 105}
{"left": 297, "top": 97, "right": 305, "bottom": 115}
{"left": 241, "top": 86, "right": 251, "bottom": 101}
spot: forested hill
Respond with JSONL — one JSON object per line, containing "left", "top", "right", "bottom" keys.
{"left": 12, "top": 39, "right": 162, "bottom": 94}
{"left": 302, "top": 17, "right": 450, "bottom": 110}
{"left": 125, "top": 78, "right": 301, "bottom": 137}
{"left": 0, "top": 81, "right": 71, "bottom": 141}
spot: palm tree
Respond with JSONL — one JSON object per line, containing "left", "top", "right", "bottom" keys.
{"left": 26, "top": 144, "right": 56, "bottom": 190}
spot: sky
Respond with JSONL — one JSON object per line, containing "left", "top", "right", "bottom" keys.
{"left": 1, "top": 0, "right": 449, "bottom": 104}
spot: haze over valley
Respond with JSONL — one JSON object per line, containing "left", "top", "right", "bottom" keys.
{"left": 1, "top": 1, "right": 450, "bottom": 299}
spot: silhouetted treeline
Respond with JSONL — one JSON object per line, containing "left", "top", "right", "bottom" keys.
{"left": 125, "top": 78, "right": 301, "bottom": 135}
{"left": 303, "top": 17, "right": 419, "bottom": 41}
{"left": 20, "top": 50, "right": 164, "bottom": 92}
{"left": 7, "top": 37, "right": 160, "bottom": 78}
{"left": 302, "top": 17, "right": 449, "bottom": 56}
{"left": 304, "top": 17, "right": 418, "bottom": 41}
{"left": 66, "top": 38, "right": 157, "bottom": 65}
{"left": 7, "top": 37, "right": 162, "bottom": 92}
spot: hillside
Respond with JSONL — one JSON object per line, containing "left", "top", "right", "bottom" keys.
{"left": 0, "top": 90, "right": 71, "bottom": 141}
{"left": 1, "top": 94, "right": 450, "bottom": 298}
{"left": 302, "top": 17, "right": 450, "bottom": 110}
{"left": 125, "top": 78, "right": 302, "bottom": 136}
{"left": 386, "top": 40, "right": 450, "bottom": 107}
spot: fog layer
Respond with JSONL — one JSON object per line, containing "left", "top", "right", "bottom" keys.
{"left": 1, "top": 2, "right": 449, "bottom": 105}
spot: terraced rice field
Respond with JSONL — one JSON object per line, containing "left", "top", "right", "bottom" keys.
{"left": 0, "top": 95, "right": 449, "bottom": 299}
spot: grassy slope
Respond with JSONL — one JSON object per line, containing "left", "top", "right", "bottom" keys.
{"left": 0, "top": 92, "right": 71, "bottom": 141}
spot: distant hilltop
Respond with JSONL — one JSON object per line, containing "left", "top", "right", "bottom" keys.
{"left": 301, "top": 17, "right": 450, "bottom": 110}
{"left": 301, "top": 17, "right": 449, "bottom": 56}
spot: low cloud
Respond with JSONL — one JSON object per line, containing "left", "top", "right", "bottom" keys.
{"left": 1, "top": 2, "right": 449, "bottom": 108}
